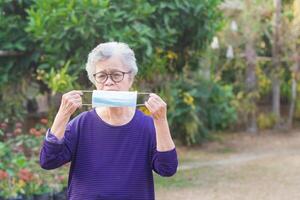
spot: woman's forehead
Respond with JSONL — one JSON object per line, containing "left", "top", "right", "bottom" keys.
{"left": 95, "top": 57, "right": 128, "bottom": 72}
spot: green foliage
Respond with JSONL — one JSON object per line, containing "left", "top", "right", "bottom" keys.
{"left": 26, "top": 0, "right": 223, "bottom": 78}
{"left": 256, "top": 64, "right": 272, "bottom": 96}
{"left": 0, "top": 0, "right": 38, "bottom": 122}
{"left": 0, "top": 83, "right": 28, "bottom": 122}
{"left": 0, "top": 0, "right": 223, "bottom": 123}
{"left": 25, "top": 0, "right": 110, "bottom": 73}
{"left": 168, "top": 76, "right": 237, "bottom": 145}
{"left": 1, "top": 0, "right": 224, "bottom": 146}
{"left": 0, "top": 141, "right": 11, "bottom": 169}
{"left": 212, "top": 0, "right": 300, "bottom": 130}
{"left": 207, "top": 84, "right": 237, "bottom": 130}
{"left": 37, "top": 60, "right": 79, "bottom": 95}
{"left": 0, "top": 0, "right": 37, "bottom": 85}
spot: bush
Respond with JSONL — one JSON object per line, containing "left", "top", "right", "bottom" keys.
{"left": 167, "top": 76, "right": 237, "bottom": 146}
{"left": 0, "top": 0, "right": 37, "bottom": 123}
{"left": 257, "top": 113, "right": 277, "bottom": 130}
{"left": 0, "top": 119, "right": 68, "bottom": 199}
{"left": 26, "top": 0, "right": 223, "bottom": 77}
{"left": 1, "top": 0, "right": 223, "bottom": 125}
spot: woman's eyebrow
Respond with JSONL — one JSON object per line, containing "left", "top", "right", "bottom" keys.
{"left": 97, "top": 67, "right": 123, "bottom": 72}
{"left": 94, "top": 70, "right": 105, "bottom": 74}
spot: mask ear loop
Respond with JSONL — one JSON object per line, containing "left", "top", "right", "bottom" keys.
{"left": 80, "top": 90, "right": 93, "bottom": 106}
{"left": 80, "top": 90, "right": 151, "bottom": 106}
{"left": 136, "top": 92, "right": 151, "bottom": 106}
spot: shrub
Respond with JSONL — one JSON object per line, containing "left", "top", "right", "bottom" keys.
{"left": 257, "top": 113, "right": 277, "bottom": 130}
{"left": 0, "top": 119, "right": 68, "bottom": 199}
{"left": 167, "top": 77, "right": 237, "bottom": 145}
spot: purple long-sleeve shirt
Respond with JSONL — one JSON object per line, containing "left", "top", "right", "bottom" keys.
{"left": 40, "top": 108, "right": 178, "bottom": 200}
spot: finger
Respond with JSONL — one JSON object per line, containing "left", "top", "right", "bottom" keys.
{"left": 149, "top": 93, "right": 156, "bottom": 97}
{"left": 62, "top": 96, "right": 81, "bottom": 105}
{"left": 67, "top": 90, "right": 83, "bottom": 96}
{"left": 144, "top": 101, "right": 155, "bottom": 114}
{"left": 149, "top": 97, "right": 161, "bottom": 106}
{"left": 62, "top": 93, "right": 79, "bottom": 101}
{"left": 147, "top": 96, "right": 168, "bottom": 118}
{"left": 71, "top": 99, "right": 82, "bottom": 107}
{"left": 68, "top": 93, "right": 82, "bottom": 98}
{"left": 64, "top": 93, "right": 82, "bottom": 101}
{"left": 64, "top": 98, "right": 81, "bottom": 106}
{"left": 149, "top": 93, "right": 161, "bottom": 100}
{"left": 70, "top": 95, "right": 82, "bottom": 100}
{"left": 71, "top": 98, "right": 82, "bottom": 103}
{"left": 149, "top": 93, "right": 166, "bottom": 104}
{"left": 62, "top": 102, "right": 77, "bottom": 112}
{"left": 145, "top": 101, "right": 161, "bottom": 120}
{"left": 148, "top": 95, "right": 162, "bottom": 106}
{"left": 147, "top": 99, "right": 159, "bottom": 112}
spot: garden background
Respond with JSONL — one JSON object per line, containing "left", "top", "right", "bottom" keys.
{"left": 1, "top": 0, "right": 300, "bottom": 199}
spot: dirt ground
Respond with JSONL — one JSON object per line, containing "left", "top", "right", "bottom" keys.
{"left": 155, "top": 130, "right": 300, "bottom": 200}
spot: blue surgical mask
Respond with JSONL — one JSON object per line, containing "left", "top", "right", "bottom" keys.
{"left": 92, "top": 90, "right": 138, "bottom": 107}
{"left": 81, "top": 90, "right": 149, "bottom": 107}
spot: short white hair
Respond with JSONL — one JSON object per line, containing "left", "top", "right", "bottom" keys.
{"left": 85, "top": 42, "right": 138, "bottom": 84}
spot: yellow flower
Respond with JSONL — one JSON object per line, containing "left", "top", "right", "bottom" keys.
{"left": 183, "top": 92, "right": 195, "bottom": 109}
{"left": 166, "top": 50, "right": 178, "bottom": 60}
{"left": 17, "top": 179, "right": 26, "bottom": 188}
{"left": 139, "top": 106, "right": 151, "bottom": 115}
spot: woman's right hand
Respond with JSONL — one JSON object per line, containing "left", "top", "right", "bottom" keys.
{"left": 58, "top": 90, "right": 83, "bottom": 117}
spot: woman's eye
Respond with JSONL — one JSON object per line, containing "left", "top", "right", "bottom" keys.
{"left": 112, "top": 73, "right": 122, "bottom": 78}
{"left": 98, "top": 74, "right": 107, "bottom": 79}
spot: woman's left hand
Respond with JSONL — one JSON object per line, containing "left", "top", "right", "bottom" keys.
{"left": 144, "top": 93, "right": 167, "bottom": 121}
{"left": 145, "top": 93, "right": 175, "bottom": 151}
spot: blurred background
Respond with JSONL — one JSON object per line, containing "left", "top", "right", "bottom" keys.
{"left": 1, "top": 0, "right": 300, "bottom": 199}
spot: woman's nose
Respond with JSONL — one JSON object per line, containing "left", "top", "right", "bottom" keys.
{"left": 104, "top": 75, "right": 115, "bottom": 85}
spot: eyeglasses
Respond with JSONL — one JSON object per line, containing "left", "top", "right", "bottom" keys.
{"left": 93, "top": 71, "right": 132, "bottom": 83}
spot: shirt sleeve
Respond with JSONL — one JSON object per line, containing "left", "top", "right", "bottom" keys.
{"left": 39, "top": 120, "right": 79, "bottom": 170}
{"left": 45, "top": 129, "right": 64, "bottom": 144}
{"left": 149, "top": 118, "right": 178, "bottom": 177}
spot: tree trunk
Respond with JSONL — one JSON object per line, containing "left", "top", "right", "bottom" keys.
{"left": 245, "top": 42, "right": 257, "bottom": 134}
{"left": 272, "top": 75, "right": 280, "bottom": 119}
{"left": 288, "top": 51, "right": 300, "bottom": 129}
{"left": 272, "top": 0, "right": 282, "bottom": 127}
{"left": 287, "top": 73, "right": 297, "bottom": 129}
{"left": 243, "top": 0, "right": 258, "bottom": 134}
{"left": 0, "top": 50, "right": 24, "bottom": 56}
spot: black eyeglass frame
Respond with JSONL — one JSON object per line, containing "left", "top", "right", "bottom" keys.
{"left": 93, "top": 70, "right": 132, "bottom": 83}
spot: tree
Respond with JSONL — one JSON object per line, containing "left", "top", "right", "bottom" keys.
{"left": 271, "top": 0, "right": 282, "bottom": 127}
{"left": 0, "top": 0, "right": 37, "bottom": 122}
{"left": 216, "top": 0, "right": 274, "bottom": 133}
{"left": 1, "top": 0, "right": 225, "bottom": 145}
{"left": 287, "top": 0, "right": 300, "bottom": 128}
{"left": 26, "top": 0, "right": 223, "bottom": 80}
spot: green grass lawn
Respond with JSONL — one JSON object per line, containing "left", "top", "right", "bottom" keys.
{"left": 154, "top": 167, "right": 213, "bottom": 189}
{"left": 153, "top": 143, "right": 235, "bottom": 190}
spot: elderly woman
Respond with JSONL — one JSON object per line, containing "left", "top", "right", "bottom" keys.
{"left": 40, "top": 42, "right": 178, "bottom": 200}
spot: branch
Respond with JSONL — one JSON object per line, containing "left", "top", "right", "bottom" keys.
{"left": 0, "top": 50, "right": 24, "bottom": 57}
